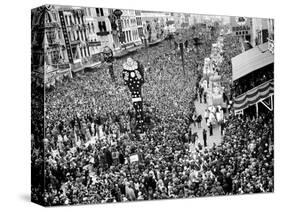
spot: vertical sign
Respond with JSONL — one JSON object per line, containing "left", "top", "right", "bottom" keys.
{"left": 58, "top": 11, "right": 73, "bottom": 63}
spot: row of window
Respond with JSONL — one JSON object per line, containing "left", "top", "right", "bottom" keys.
{"left": 87, "top": 22, "right": 95, "bottom": 33}
{"left": 68, "top": 29, "right": 87, "bottom": 42}
{"left": 84, "top": 8, "right": 104, "bottom": 17}
{"left": 136, "top": 17, "right": 142, "bottom": 26}
{"left": 64, "top": 14, "right": 84, "bottom": 26}
{"left": 48, "top": 44, "right": 91, "bottom": 63}
{"left": 235, "top": 31, "right": 249, "bottom": 36}
{"left": 71, "top": 45, "right": 91, "bottom": 60}
{"left": 123, "top": 29, "right": 140, "bottom": 43}
{"left": 121, "top": 18, "right": 138, "bottom": 28}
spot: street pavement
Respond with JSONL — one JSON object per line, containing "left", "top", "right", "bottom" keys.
{"left": 190, "top": 99, "right": 222, "bottom": 150}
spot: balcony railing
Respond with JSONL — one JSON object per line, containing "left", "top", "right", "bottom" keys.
{"left": 87, "top": 40, "right": 101, "bottom": 47}
{"left": 97, "top": 31, "right": 110, "bottom": 36}
{"left": 70, "top": 39, "right": 81, "bottom": 45}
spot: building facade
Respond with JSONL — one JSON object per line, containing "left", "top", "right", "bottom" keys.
{"left": 141, "top": 11, "right": 169, "bottom": 42}
{"left": 251, "top": 18, "right": 274, "bottom": 47}
{"left": 120, "top": 9, "right": 142, "bottom": 48}
{"left": 31, "top": 5, "right": 72, "bottom": 87}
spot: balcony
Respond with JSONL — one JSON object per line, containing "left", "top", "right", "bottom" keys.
{"left": 48, "top": 39, "right": 61, "bottom": 46}
{"left": 70, "top": 39, "right": 81, "bottom": 45}
{"left": 71, "top": 62, "right": 83, "bottom": 73}
{"left": 44, "top": 22, "right": 60, "bottom": 28}
{"left": 87, "top": 40, "right": 101, "bottom": 47}
{"left": 97, "top": 31, "right": 110, "bottom": 36}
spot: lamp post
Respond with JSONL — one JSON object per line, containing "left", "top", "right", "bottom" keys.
{"left": 175, "top": 33, "right": 188, "bottom": 77}
{"left": 113, "top": 9, "right": 124, "bottom": 44}
{"left": 102, "top": 46, "right": 115, "bottom": 82}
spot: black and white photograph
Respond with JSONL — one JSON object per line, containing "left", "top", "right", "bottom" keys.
{"left": 30, "top": 3, "right": 274, "bottom": 207}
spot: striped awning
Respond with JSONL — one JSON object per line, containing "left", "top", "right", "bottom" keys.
{"left": 234, "top": 80, "right": 274, "bottom": 111}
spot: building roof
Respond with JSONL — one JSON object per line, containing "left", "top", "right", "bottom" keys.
{"left": 231, "top": 42, "right": 274, "bottom": 81}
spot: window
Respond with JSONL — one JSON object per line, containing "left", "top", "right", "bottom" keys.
{"left": 52, "top": 12, "right": 57, "bottom": 22}
{"left": 129, "top": 31, "right": 132, "bottom": 41}
{"left": 64, "top": 15, "right": 68, "bottom": 25}
{"left": 69, "top": 15, "right": 73, "bottom": 25}
{"left": 125, "top": 31, "right": 129, "bottom": 42}
{"left": 50, "top": 50, "right": 60, "bottom": 64}
{"left": 96, "top": 8, "right": 100, "bottom": 17}
{"left": 46, "top": 31, "right": 55, "bottom": 43}
{"left": 96, "top": 8, "right": 103, "bottom": 17}
{"left": 57, "top": 30, "right": 61, "bottom": 40}
{"left": 98, "top": 21, "right": 107, "bottom": 32}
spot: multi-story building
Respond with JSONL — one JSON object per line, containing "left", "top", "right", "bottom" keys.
{"left": 83, "top": 7, "right": 100, "bottom": 56}
{"left": 94, "top": 8, "right": 115, "bottom": 51}
{"left": 31, "top": 5, "right": 71, "bottom": 87}
{"left": 251, "top": 18, "right": 274, "bottom": 47}
{"left": 119, "top": 9, "right": 142, "bottom": 48}
{"left": 135, "top": 10, "right": 144, "bottom": 42}
{"left": 141, "top": 11, "right": 168, "bottom": 43}
{"left": 60, "top": 7, "right": 90, "bottom": 67}
{"left": 230, "top": 16, "right": 252, "bottom": 43}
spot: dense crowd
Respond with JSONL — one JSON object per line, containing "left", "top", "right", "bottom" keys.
{"left": 31, "top": 28, "right": 274, "bottom": 206}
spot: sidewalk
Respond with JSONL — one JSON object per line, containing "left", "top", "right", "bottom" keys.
{"left": 190, "top": 99, "right": 222, "bottom": 150}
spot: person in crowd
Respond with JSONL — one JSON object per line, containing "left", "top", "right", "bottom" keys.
{"left": 203, "top": 129, "right": 207, "bottom": 147}
{"left": 203, "top": 92, "right": 207, "bottom": 104}
{"left": 204, "top": 109, "right": 209, "bottom": 123}
{"left": 208, "top": 120, "right": 213, "bottom": 136}
{"left": 221, "top": 119, "right": 225, "bottom": 136}
{"left": 196, "top": 114, "right": 202, "bottom": 128}
{"left": 199, "top": 86, "right": 204, "bottom": 103}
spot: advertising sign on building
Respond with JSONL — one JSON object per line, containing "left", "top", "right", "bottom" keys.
{"left": 58, "top": 11, "right": 73, "bottom": 63}
{"left": 230, "top": 16, "right": 252, "bottom": 38}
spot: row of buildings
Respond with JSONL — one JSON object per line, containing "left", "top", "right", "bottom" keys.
{"left": 185, "top": 14, "right": 274, "bottom": 49}
{"left": 229, "top": 16, "right": 274, "bottom": 49}
{"left": 31, "top": 5, "right": 189, "bottom": 86}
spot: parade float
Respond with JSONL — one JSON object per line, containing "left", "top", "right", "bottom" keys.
{"left": 201, "top": 36, "right": 226, "bottom": 116}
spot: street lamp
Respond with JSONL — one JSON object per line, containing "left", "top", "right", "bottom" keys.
{"left": 175, "top": 33, "right": 188, "bottom": 77}
{"left": 102, "top": 46, "right": 115, "bottom": 81}
{"left": 113, "top": 9, "right": 124, "bottom": 44}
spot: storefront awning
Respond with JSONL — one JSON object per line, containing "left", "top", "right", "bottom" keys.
{"left": 232, "top": 42, "right": 274, "bottom": 81}
{"left": 233, "top": 80, "right": 274, "bottom": 111}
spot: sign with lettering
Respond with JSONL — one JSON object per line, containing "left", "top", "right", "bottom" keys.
{"left": 129, "top": 154, "right": 139, "bottom": 163}
{"left": 58, "top": 11, "right": 73, "bottom": 63}
{"left": 232, "top": 25, "right": 250, "bottom": 32}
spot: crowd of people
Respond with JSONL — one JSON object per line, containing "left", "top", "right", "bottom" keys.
{"left": 31, "top": 27, "right": 274, "bottom": 206}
